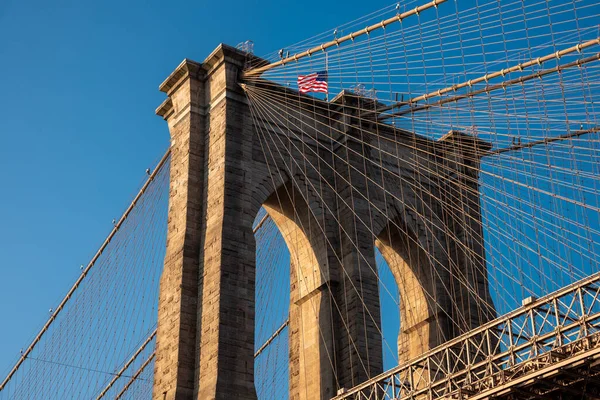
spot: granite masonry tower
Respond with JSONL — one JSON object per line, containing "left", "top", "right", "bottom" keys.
{"left": 152, "top": 44, "right": 495, "bottom": 400}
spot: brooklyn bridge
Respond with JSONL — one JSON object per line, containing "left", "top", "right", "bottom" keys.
{"left": 1, "top": 0, "right": 600, "bottom": 398}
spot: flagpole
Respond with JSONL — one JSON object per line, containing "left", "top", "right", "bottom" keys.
{"left": 325, "top": 52, "right": 329, "bottom": 102}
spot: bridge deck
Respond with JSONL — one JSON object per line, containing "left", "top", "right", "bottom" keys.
{"left": 335, "top": 273, "right": 600, "bottom": 400}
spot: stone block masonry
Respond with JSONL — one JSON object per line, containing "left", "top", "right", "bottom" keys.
{"left": 153, "top": 44, "right": 495, "bottom": 399}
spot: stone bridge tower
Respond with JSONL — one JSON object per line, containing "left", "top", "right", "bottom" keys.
{"left": 152, "top": 44, "right": 495, "bottom": 400}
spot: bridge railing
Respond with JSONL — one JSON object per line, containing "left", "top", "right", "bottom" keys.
{"left": 333, "top": 273, "right": 600, "bottom": 400}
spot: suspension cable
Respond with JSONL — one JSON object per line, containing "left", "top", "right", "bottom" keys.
{"left": 242, "top": 0, "right": 447, "bottom": 78}
{"left": 0, "top": 149, "right": 171, "bottom": 392}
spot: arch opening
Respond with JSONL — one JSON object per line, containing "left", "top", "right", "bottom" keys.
{"left": 253, "top": 182, "right": 336, "bottom": 400}
{"left": 254, "top": 207, "right": 290, "bottom": 400}
{"left": 375, "top": 219, "right": 447, "bottom": 365}
{"left": 374, "top": 247, "right": 399, "bottom": 370}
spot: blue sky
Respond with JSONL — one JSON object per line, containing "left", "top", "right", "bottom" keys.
{"left": 0, "top": 0, "right": 390, "bottom": 377}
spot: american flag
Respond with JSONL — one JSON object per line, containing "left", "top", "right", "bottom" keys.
{"left": 297, "top": 71, "right": 328, "bottom": 93}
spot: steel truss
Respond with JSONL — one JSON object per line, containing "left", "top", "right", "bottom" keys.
{"left": 334, "top": 273, "right": 600, "bottom": 399}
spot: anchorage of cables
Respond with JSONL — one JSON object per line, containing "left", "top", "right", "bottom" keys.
{"left": 242, "top": 0, "right": 600, "bottom": 396}
{"left": 0, "top": 152, "right": 170, "bottom": 400}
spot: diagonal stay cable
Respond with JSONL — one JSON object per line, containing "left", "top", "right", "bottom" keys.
{"left": 95, "top": 328, "right": 157, "bottom": 400}
{"left": 114, "top": 351, "right": 155, "bottom": 400}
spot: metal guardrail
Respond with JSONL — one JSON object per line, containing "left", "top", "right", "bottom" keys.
{"left": 334, "top": 272, "right": 600, "bottom": 399}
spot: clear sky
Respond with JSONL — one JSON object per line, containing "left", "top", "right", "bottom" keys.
{"left": 0, "top": 0, "right": 390, "bottom": 376}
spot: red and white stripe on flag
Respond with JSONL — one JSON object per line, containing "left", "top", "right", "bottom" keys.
{"left": 297, "top": 71, "right": 328, "bottom": 93}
